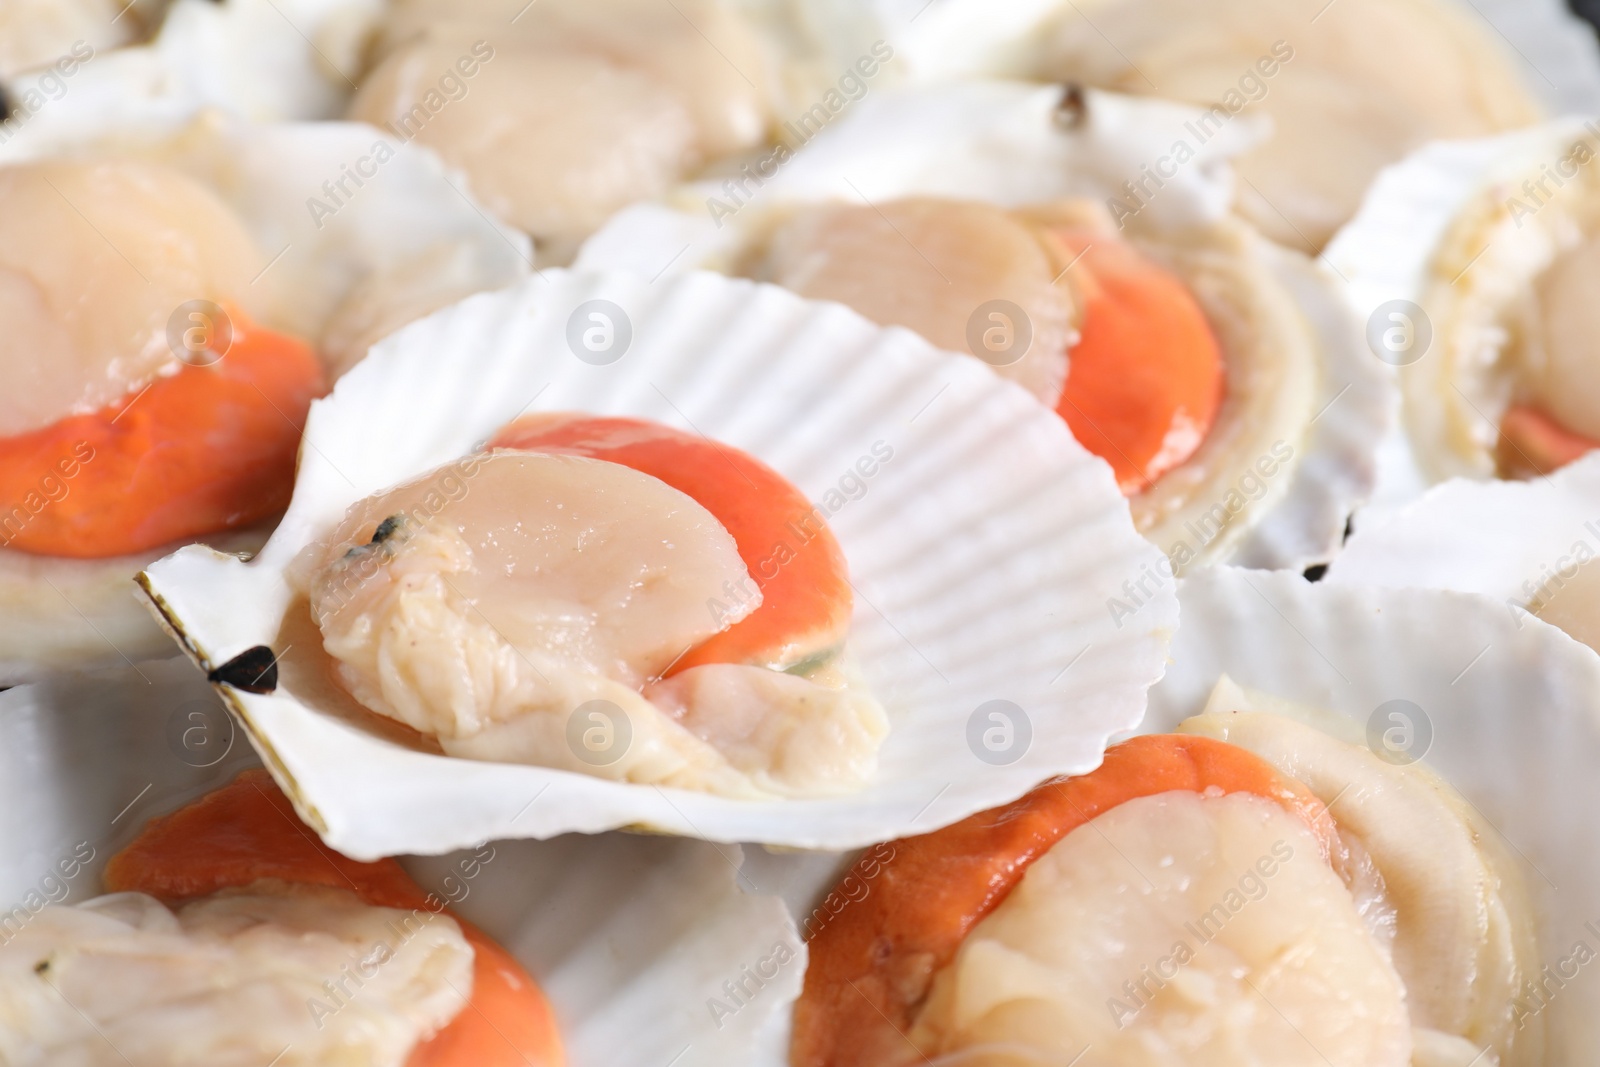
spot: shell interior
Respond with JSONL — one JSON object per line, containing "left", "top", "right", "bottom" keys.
{"left": 1330, "top": 449, "right": 1600, "bottom": 610}
{"left": 0, "top": 657, "right": 802, "bottom": 1067}
{"left": 580, "top": 80, "right": 1389, "bottom": 573}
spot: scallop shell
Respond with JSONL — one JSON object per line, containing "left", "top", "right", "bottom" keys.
{"left": 0, "top": 528, "right": 269, "bottom": 688}
{"left": 1325, "top": 118, "right": 1600, "bottom": 493}
{"left": 0, "top": 658, "right": 803, "bottom": 1067}
{"left": 575, "top": 82, "right": 1264, "bottom": 256}
{"left": 138, "top": 266, "right": 1174, "bottom": 857}
{"left": 0, "top": 99, "right": 528, "bottom": 685}
{"left": 748, "top": 565, "right": 1600, "bottom": 1060}
{"left": 1470, "top": 0, "right": 1600, "bottom": 114}
{"left": 1228, "top": 241, "right": 1390, "bottom": 570}
{"left": 1, "top": 0, "right": 377, "bottom": 124}
{"left": 785, "top": 0, "right": 1600, "bottom": 114}
{"left": 578, "top": 81, "right": 1389, "bottom": 573}
{"left": 1328, "top": 451, "right": 1600, "bottom": 613}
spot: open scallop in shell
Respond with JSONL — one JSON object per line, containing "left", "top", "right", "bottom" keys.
{"left": 0, "top": 101, "right": 525, "bottom": 684}
{"left": 752, "top": 566, "right": 1600, "bottom": 1063}
{"left": 1023, "top": 0, "right": 1565, "bottom": 254}
{"left": 136, "top": 266, "right": 1174, "bottom": 857}
{"left": 1327, "top": 118, "right": 1600, "bottom": 491}
{"left": 577, "top": 80, "right": 1390, "bottom": 574}
{"left": 803, "top": 0, "right": 1600, "bottom": 255}
{"left": 1329, "top": 451, "right": 1600, "bottom": 658}
{"left": 0, "top": 659, "right": 804, "bottom": 1067}
{"left": 1140, "top": 568, "right": 1600, "bottom": 1063}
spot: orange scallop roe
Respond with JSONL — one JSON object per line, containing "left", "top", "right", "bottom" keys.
{"left": 490, "top": 413, "right": 853, "bottom": 673}
{"left": 790, "top": 733, "right": 1336, "bottom": 1067}
{"left": 106, "top": 769, "right": 564, "bottom": 1067}
{"left": 0, "top": 310, "right": 325, "bottom": 558}
{"left": 1499, "top": 402, "right": 1600, "bottom": 478}
{"left": 1048, "top": 230, "right": 1225, "bottom": 495}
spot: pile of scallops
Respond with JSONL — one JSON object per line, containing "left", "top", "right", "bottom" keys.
{"left": 3, "top": 1, "right": 1600, "bottom": 1064}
